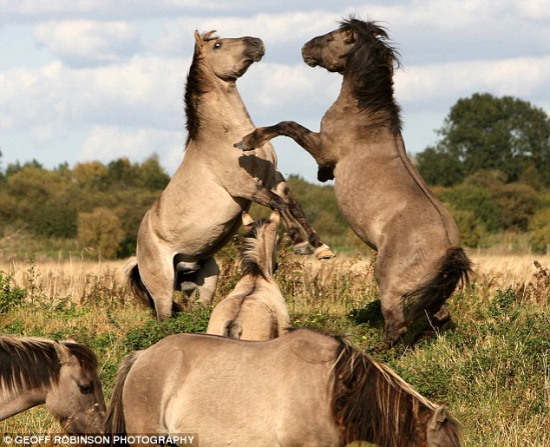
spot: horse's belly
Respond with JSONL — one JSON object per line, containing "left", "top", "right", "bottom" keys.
{"left": 140, "top": 197, "right": 245, "bottom": 259}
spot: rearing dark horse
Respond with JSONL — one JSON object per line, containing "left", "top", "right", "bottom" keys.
{"left": 237, "top": 19, "right": 472, "bottom": 346}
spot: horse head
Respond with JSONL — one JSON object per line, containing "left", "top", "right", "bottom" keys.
{"left": 48, "top": 341, "right": 106, "bottom": 433}
{"left": 426, "top": 405, "right": 462, "bottom": 447}
{"left": 193, "top": 30, "right": 265, "bottom": 81}
{"left": 301, "top": 18, "right": 398, "bottom": 76}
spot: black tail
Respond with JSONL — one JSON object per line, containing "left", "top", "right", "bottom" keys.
{"left": 406, "top": 247, "right": 473, "bottom": 321}
{"left": 103, "top": 352, "right": 140, "bottom": 446}
{"left": 125, "top": 257, "right": 155, "bottom": 310}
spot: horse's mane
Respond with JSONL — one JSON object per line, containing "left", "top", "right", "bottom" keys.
{"left": 103, "top": 351, "right": 141, "bottom": 442}
{"left": 240, "top": 217, "right": 270, "bottom": 279}
{"left": 339, "top": 17, "right": 402, "bottom": 134}
{"left": 184, "top": 31, "right": 217, "bottom": 145}
{"left": 0, "top": 336, "right": 98, "bottom": 394}
{"left": 331, "top": 337, "right": 461, "bottom": 446}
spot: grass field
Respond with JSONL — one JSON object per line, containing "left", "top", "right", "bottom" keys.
{"left": 1, "top": 245, "right": 549, "bottom": 446}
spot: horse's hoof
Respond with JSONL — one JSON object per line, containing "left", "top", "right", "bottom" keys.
{"left": 314, "top": 244, "right": 336, "bottom": 260}
{"left": 293, "top": 242, "right": 314, "bottom": 255}
{"left": 234, "top": 141, "right": 254, "bottom": 151}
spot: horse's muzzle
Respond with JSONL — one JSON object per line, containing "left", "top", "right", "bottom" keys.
{"left": 245, "top": 37, "right": 265, "bottom": 62}
{"left": 301, "top": 42, "right": 319, "bottom": 67}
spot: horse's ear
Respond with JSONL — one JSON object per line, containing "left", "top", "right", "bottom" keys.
{"left": 428, "top": 405, "right": 448, "bottom": 431}
{"left": 54, "top": 341, "right": 71, "bottom": 364}
{"left": 242, "top": 211, "right": 254, "bottom": 227}
{"left": 343, "top": 29, "right": 355, "bottom": 44}
{"left": 194, "top": 30, "right": 204, "bottom": 49}
{"left": 269, "top": 210, "right": 280, "bottom": 225}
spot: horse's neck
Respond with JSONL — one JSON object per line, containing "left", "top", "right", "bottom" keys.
{"left": 200, "top": 83, "right": 254, "bottom": 132}
{"left": 0, "top": 388, "right": 45, "bottom": 420}
{"left": 241, "top": 252, "right": 274, "bottom": 279}
{"left": 333, "top": 74, "right": 398, "bottom": 140}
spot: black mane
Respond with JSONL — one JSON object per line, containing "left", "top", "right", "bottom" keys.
{"left": 184, "top": 35, "right": 215, "bottom": 145}
{"left": 339, "top": 18, "right": 403, "bottom": 134}
{"left": 240, "top": 217, "right": 270, "bottom": 278}
{"left": 0, "top": 336, "right": 98, "bottom": 394}
{"left": 331, "top": 337, "right": 461, "bottom": 446}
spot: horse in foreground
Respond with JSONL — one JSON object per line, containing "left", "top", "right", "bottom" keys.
{"left": 207, "top": 210, "right": 290, "bottom": 340}
{"left": 237, "top": 18, "right": 472, "bottom": 346}
{"left": 128, "top": 30, "right": 333, "bottom": 322}
{"left": 0, "top": 335, "right": 106, "bottom": 433}
{"left": 103, "top": 329, "right": 460, "bottom": 446}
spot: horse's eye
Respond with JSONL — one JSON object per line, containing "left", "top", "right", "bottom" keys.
{"left": 78, "top": 384, "right": 93, "bottom": 394}
{"left": 213, "top": 42, "right": 222, "bottom": 49}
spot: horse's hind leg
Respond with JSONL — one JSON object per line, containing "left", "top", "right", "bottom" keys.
{"left": 273, "top": 178, "right": 335, "bottom": 259}
{"left": 194, "top": 256, "right": 220, "bottom": 305}
{"left": 138, "top": 250, "right": 177, "bottom": 322}
{"left": 248, "top": 185, "right": 313, "bottom": 255}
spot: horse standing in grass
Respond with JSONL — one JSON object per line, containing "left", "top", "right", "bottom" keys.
{"left": 207, "top": 210, "right": 290, "bottom": 340}
{"left": 128, "top": 30, "right": 333, "bottom": 322}
{"left": 103, "top": 329, "right": 461, "bottom": 446}
{"left": 237, "top": 18, "right": 472, "bottom": 347}
{"left": 0, "top": 335, "right": 106, "bottom": 433}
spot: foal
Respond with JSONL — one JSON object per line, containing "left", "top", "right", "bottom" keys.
{"left": 207, "top": 210, "right": 290, "bottom": 340}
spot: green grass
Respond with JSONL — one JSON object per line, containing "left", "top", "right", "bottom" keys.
{"left": 1, "top": 249, "right": 549, "bottom": 446}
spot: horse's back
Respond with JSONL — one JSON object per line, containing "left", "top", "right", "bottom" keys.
{"left": 207, "top": 278, "right": 290, "bottom": 340}
{"left": 123, "top": 331, "right": 342, "bottom": 445}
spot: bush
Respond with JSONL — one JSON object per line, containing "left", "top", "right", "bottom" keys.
{"left": 529, "top": 208, "right": 550, "bottom": 253}
{"left": 0, "top": 271, "right": 26, "bottom": 313}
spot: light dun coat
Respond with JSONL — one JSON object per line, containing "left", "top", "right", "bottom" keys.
{"left": 103, "top": 329, "right": 461, "bottom": 447}
{"left": 207, "top": 210, "right": 290, "bottom": 340}
{"left": 0, "top": 335, "right": 106, "bottom": 433}
{"left": 128, "top": 31, "right": 333, "bottom": 322}
{"left": 237, "top": 19, "right": 472, "bottom": 346}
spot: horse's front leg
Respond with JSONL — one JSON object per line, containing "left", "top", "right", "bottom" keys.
{"left": 273, "top": 178, "right": 335, "bottom": 259}
{"left": 236, "top": 121, "right": 335, "bottom": 182}
{"left": 235, "top": 121, "right": 322, "bottom": 158}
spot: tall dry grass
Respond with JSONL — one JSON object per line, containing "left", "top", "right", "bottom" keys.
{"left": 1, "top": 249, "right": 549, "bottom": 446}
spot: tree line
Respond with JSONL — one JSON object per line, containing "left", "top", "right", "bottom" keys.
{"left": 1, "top": 93, "right": 549, "bottom": 258}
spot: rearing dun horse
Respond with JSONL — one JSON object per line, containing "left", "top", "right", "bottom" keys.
{"left": 237, "top": 19, "right": 472, "bottom": 346}
{"left": 128, "top": 31, "right": 333, "bottom": 321}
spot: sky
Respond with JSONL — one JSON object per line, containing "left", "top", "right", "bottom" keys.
{"left": 1, "top": 0, "right": 549, "bottom": 184}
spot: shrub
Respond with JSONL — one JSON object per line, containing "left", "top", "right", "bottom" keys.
{"left": 0, "top": 271, "right": 26, "bottom": 313}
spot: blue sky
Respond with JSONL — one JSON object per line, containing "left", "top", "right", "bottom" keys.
{"left": 1, "top": 0, "right": 549, "bottom": 183}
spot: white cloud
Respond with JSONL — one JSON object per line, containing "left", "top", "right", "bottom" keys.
{"left": 33, "top": 20, "right": 142, "bottom": 66}
{"left": 395, "top": 56, "right": 550, "bottom": 106}
{"left": 0, "top": 57, "right": 188, "bottom": 137}
{"left": 79, "top": 125, "right": 184, "bottom": 172}
{"left": 2, "top": 1, "right": 550, "bottom": 182}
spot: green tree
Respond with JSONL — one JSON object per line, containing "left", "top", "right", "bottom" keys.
{"left": 529, "top": 208, "right": 550, "bottom": 254}
{"left": 78, "top": 207, "right": 125, "bottom": 259}
{"left": 416, "top": 93, "right": 550, "bottom": 187}
{"left": 136, "top": 155, "right": 170, "bottom": 190}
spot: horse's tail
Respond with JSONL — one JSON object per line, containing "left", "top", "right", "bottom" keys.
{"left": 103, "top": 351, "right": 141, "bottom": 445}
{"left": 406, "top": 247, "right": 473, "bottom": 322}
{"left": 125, "top": 257, "right": 154, "bottom": 310}
{"left": 223, "top": 319, "right": 242, "bottom": 339}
